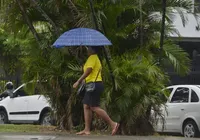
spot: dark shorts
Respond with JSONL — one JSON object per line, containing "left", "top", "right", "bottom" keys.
{"left": 82, "top": 82, "right": 104, "bottom": 107}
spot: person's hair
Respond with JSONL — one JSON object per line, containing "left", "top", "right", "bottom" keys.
{"left": 90, "top": 46, "right": 101, "bottom": 54}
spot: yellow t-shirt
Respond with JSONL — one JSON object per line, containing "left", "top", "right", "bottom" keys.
{"left": 84, "top": 54, "right": 102, "bottom": 83}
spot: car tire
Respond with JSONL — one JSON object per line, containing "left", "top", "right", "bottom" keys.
{"left": 0, "top": 111, "right": 8, "bottom": 124}
{"left": 183, "top": 120, "right": 199, "bottom": 138}
{"left": 40, "top": 112, "right": 52, "bottom": 126}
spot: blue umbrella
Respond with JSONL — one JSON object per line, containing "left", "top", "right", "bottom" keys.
{"left": 53, "top": 28, "right": 112, "bottom": 48}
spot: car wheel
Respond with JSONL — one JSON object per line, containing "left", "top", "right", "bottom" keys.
{"left": 183, "top": 121, "right": 199, "bottom": 138}
{"left": 40, "top": 112, "right": 52, "bottom": 126}
{"left": 0, "top": 111, "right": 8, "bottom": 124}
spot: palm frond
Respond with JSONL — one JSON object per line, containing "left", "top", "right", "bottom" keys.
{"left": 167, "top": 0, "right": 193, "bottom": 11}
{"left": 163, "top": 41, "right": 191, "bottom": 76}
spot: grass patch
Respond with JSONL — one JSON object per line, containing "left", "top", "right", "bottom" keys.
{"left": 0, "top": 124, "right": 65, "bottom": 133}
{"left": 0, "top": 124, "right": 108, "bottom": 135}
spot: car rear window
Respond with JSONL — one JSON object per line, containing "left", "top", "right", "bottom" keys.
{"left": 191, "top": 89, "right": 199, "bottom": 102}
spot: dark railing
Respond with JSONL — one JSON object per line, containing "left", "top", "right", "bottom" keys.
{"left": 168, "top": 55, "right": 200, "bottom": 85}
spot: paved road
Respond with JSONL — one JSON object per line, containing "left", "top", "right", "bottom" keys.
{"left": 0, "top": 134, "right": 198, "bottom": 140}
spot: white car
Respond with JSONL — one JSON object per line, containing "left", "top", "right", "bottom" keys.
{"left": 154, "top": 85, "right": 200, "bottom": 138}
{"left": 0, "top": 82, "right": 53, "bottom": 125}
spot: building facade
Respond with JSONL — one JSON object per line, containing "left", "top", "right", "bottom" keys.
{"left": 168, "top": 0, "right": 200, "bottom": 85}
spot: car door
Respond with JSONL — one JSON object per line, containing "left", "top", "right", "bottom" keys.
{"left": 165, "top": 87, "right": 190, "bottom": 132}
{"left": 182, "top": 88, "right": 200, "bottom": 123}
{"left": 6, "top": 96, "right": 28, "bottom": 121}
{"left": 27, "top": 95, "right": 49, "bottom": 121}
{"left": 185, "top": 88, "right": 200, "bottom": 112}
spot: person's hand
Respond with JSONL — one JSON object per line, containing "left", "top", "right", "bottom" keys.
{"left": 73, "top": 81, "right": 80, "bottom": 89}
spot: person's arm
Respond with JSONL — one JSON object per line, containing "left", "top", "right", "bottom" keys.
{"left": 73, "top": 68, "right": 92, "bottom": 88}
{"left": 77, "top": 68, "right": 92, "bottom": 83}
{"left": 73, "top": 55, "right": 96, "bottom": 88}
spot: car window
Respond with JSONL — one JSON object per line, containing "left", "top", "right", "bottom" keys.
{"left": 25, "top": 83, "right": 40, "bottom": 95}
{"left": 191, "top": 90, "right": 199, "bottom": 102}
{"left": 170, "top": 87, "right": 189, "bottom": 103}
{"left": 15, "top": 88, "right": 27, "bottom": 97}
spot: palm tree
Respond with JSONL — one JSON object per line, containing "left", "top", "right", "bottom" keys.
{"left": 101, "top": 50, "right": 169, "bottom": 135}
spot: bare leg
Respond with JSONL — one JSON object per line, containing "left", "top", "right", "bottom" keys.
{"left": 91, "top": 107, "right": 116, "bottom": 129}
{"left": 76, "top": 104, "right": 92, "bottom": 135}
{"left": 83, "top": 104, "right": 92, "bottom": 134}
{"left": 91, "top": 107, "right": 119, "bottom": 135}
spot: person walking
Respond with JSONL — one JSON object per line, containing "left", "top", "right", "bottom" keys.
{"left": 73, "top": 46, "right": 119, "bottom": 135}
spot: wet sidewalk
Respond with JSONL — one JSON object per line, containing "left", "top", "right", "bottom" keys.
{"left": 0, "top": 134, "right": 194, "bottom": 140}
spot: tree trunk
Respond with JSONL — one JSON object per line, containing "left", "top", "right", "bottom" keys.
{"left": 65, "top": 93, "right": 73, "bottom": 130}
{"left": 31, "top": 0, "right": 60, "bottom": 37}
{"left": 16, "top": 0, "right": 40, "bottom": 45}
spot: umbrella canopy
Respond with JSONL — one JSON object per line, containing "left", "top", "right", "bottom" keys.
{"left": 53, "top": 28, "right": 112, "bottom": 48}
